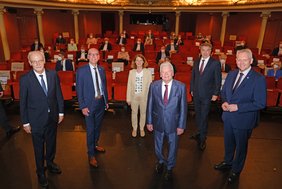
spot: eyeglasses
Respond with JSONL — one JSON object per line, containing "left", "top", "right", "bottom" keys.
{"left": 30, "top": 60, "right": 44, "bottom": 64}
{"left": 88, "top": 53, "right": 99, "bottom": 56}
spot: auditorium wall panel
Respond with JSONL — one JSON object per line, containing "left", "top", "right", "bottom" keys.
{"left": 42, "top": 10, "right": 74, "bottom": 45}
{"left": 79, "top": 11, "right": 102, "bottom": 39}
{"left": 226, "top": 12, "right": 261, "bottom": 48}
{"left": 195, "top": 13, "right": 221, "bottom": 41}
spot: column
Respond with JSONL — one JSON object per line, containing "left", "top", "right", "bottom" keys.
{"left": 257, "top": 11, "right": 271, "bottom": 54}
{"left": 0, "top": 6, "right": 10, "bottom": 61}
{"left": 34, "top": 8, "right": 45, "bottom": 46}
{"left": 72, "top": 9, "right": 79, "bottom": 44}
{"left": 175, "top": 11, "right": 181, "bottom": 36}
{"left": 220, "top": 12, "right": 229, "bottom": 47}
{"left": 119, "top": 10, "right": 124, "bottom": 34}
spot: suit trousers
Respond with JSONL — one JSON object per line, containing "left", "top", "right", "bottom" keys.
{"left": 31, "top": 114, "right": 57, "bottom": 175}
{"left": 224, "top": 119, "right": 252, "bottom": 174}
{"left": 130, "top": 94, "right": 147, "bottom": 131}
{"left": 0, "top": 101, "right": 12, "bottom": 132}
{"left": 193, "top": 97, "right": 211, "bottom": 141}
{"left": 85, "top": 98, "right": 105, "bottom": 157}
{"left": 154, "top": 130, "right": 179, "bottom": 170}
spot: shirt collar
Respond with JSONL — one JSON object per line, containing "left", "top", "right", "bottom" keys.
{"left": 33, "top": 70, "right": 46, "bottom": 77}
{"left": 89, "top": 63, "right": 98, "bottom": 69}
{"left": 240, "top": 66, "right": 252, "bottom": 76}
{"left": 162, "top": 79, "right": 173, "bottom": 87}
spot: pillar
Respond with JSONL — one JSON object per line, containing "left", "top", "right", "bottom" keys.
{"left": 72, "top": 9, "right": 79, "bottom": 44}
{"left": 220, "top": 12, "right": 229, "bottom": 47}
{"left": 257, "top": 11, "right": 271, "bottom": 54}
{"left": 175, "top": 11, "right": 181, "bottom": 36}
{"left": 34, "top": 8, "right": 45, "bottom": 46}
{"left": 0, "top": 6, "right": 10, "bottom": 61}
{"left": 119, "top": 10, "right": 124, "bottom": 34}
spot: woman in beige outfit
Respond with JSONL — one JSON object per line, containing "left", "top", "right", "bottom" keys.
{"left": 126, "top": 54, "right": 152, "bottom": 137}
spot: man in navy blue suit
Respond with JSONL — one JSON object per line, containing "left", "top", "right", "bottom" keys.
{"left": 76, "top": 48, "right": 109, "bottom": 168}
{"left": 20, "top": 51, "right": 64, "bottom": 187}
{"left": 214, "top": 48, "right": 266, "bottom": 183}
{"left": 146, "top": 62, "right": 187, "bottom": 181}
{"left": 190, "top": 42, "right": 221, "bottom": 150}
{"left": 55, "top": 51, "right": 74, "bottom": 71}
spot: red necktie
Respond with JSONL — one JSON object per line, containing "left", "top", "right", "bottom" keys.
{"left": 199, "top": 59, "right": 205, "bottom": 75}
{"left": 164, "top": 84, "right": 168, "bottom": 105}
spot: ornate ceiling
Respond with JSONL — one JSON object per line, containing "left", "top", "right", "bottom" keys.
{"left": 0, "top": 0, "right": 281, "bottom": 11}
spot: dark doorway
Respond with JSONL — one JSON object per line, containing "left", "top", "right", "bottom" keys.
{"left": 101, "top": 12, "right": 115, "bottom": 36}
{"left": 180, "top": 13, "right": 197, "bottom": 35}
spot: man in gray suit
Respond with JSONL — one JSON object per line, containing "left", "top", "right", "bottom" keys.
{"left": 146, "top": 62, "right": 187, "bottom": 181}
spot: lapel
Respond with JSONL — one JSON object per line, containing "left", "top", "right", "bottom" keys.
{"left": 202, "top": 57, "right": 212, "bottom": 75}
{"left": 156, "top": 81, "right": 164, "bottom": 106}
{"left": 46, "top": 70, "right": 51, "bottom": 96}
{"left": 233, "top": 69, "right": 254, "bottom": 94}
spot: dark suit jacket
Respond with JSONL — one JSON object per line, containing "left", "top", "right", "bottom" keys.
{"left": 165, "top": 44, "right": 178, "bottom": 52}
{"left": 221, "top": 69, "right": 266, "bottom": 129}
{"left": 156, "top": 51, "right": 170, "bottom": 63}
{"left": 271, "top": 47, "right": 280, "bottom": 56}
{"left": 222, "top": 63, "right": 231, "bottom": 73}
{"left": 146, "top": 80, "right": 187, "bottom": 134}
{"left": 20, "top": 70, "right": 64, "bottom": 133}
{"left": 190, "top": 57, "right": 222, "bottom": 99}
{"left": 116, "top": 37, "right": 127, "bottom": 45}
{"left": 0, "top": 82, "right": 3, "bottom": 92}
{"left": 31, "top": 42, "right": 44, "bottom": 51}
{"left": 55, "top": 59, "right": 73, "bottom": 71}
{"left": 56, "top": 37, "right": 66, "bottom": 44}
{"left": 76, "top": 51, "right": 88, "bottom": 62}
{"left": 132, "top": 43, "right": 145, "bottom": 54}
{"left": 76, "top": 64, "right": 108, "bottom": 111}
{"left": 99, "top": 42, "right": 113, "bottom": 51}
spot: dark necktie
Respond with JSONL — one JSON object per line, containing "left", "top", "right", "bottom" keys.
{"left": 94, "top": 68, "right": 101, "bottom": 98}
{"left": 199, "top": 59, "right": 205, "bottom": 75}
{"left": 164, "top": 84, "right": 168, "bottom": 105}
{"left": 39, "top": 75, "right": 47, "bottom": 96}
{"left": 233, "top": 72, "right": 244, "bottom": 93}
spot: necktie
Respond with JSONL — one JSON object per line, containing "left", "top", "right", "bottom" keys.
{"left": 164, "top": 84, "right": 168, "bottom": 105}
{"left": 39, "top": 75, "right": 47, "bottom": 96}
{"left": 233, "top": 73, "right": 244, "bottom": 93}
{"left": 199, "top": 59, "right": 205, "bottom": 75}
{"left": 94, "top": 68, "right": 101, "bottom": 98}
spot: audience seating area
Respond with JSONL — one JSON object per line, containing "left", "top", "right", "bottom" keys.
{"left": 0, "top": 31, "right": 282, "bottom": 111}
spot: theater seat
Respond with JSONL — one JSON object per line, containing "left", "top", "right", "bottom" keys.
{"left": 265, "top": 76, "right": 276, "bottom": 89}
{"left": 266, "top": 89, "right": 279, "bottom": 107}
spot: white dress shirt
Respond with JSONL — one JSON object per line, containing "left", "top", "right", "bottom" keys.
{"left": 89, "top": 64, "right": 103, "bottom": 97}
{"left": 233, "top": 66, "right": 252, "bottom": 89}
{"left": 199, "top": 56, "right": 211, "bottom": 72}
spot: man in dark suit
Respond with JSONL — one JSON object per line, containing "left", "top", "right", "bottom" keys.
{"left": 116, "top": 33, "right": 127, "bottom": 45}
{"left": 214, "top": 48, "right": 266, "bottom": 183}
{"left": 76, "top": 45, "right": 88, "bottom": 64}
{"left": 30, "top": 38, "right": 44, "bottom": 51}
{"left": 0, "top": 82, "right": 20, "bottom": 138}
{"left": 271, "top": 41, "right": 282, "bottom": 56}
{"left": 190, "top": 42, "right": 221, "bottom": 150}
{"left": 146, "top": 62, "right": 187, "bottom": 181}
{"left": 76, "top": 48, "right": 109, "bottom": 168}
{"left": 132, "top": 38, "right": 145, "bottom": 54}
{"left": 55, "top": 51, "right": 74, "bottom": 71}
{"left": 156, "top": 46, "right": 170, "bottom": 64}
{"left": 99, "top": 38, "right": 113, "bottom": 61}
{"left": 20, "top": 51, "right": 64, "bottom": 188}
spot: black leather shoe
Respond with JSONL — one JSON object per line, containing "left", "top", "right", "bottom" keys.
{"left": 199, "top": 140, "right": 206, "bottom": 151}
{"left": 155, "top": 163, "right": 164, "bottom": 174}
{"left": 214, "top": 161, "right": 232, "bottom": 171}
{"left": 37, "top": 174, "right": 48, "bottom": 187}
{"left": 6, "top": 126, "right": 20, "bottom": 138}
{"left": 47, "top": 162, "right": 62, "bottom": 174}
{"left": 164, "top": 169, "right": 173, "bottom": 181}
{"left": 228, "top": 171, "right": 240, "bottom": 183}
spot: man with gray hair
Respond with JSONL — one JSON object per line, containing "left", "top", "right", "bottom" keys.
{"left": 146, "top": 62, "right": 187, "bottom": 181}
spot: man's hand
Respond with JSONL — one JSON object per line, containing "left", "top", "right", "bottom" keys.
{"left": 23, "top": 125, "right": 32, "bottom": 134}
{"left": 0, "top": 91, "right": 3, "bottom": 98}
{"left": 82, "top": 107, "right": 90, "bottom": 116}
{"left": 222, "top": 102, "right": 229, "bottom": 111}
{"left": 227, "top": 104, "right": 238, "bottom": 112}
{"left": 58, "top": 115, "right": 64, "bottom": 124}
{"left": 105, "top": 103, "right": 109, "bottom": 110}
{"left": 177, "top": 128, "right": 184, "bottom": 136}
{"left": 147, "top": 124, "right": 153, "bottom": 132}
{"left": 211, "top": 95, "right": 218, "bottom": 101}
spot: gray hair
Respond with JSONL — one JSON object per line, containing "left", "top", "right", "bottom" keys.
{"left": 28, "top": 50, "right": 45, "bottom": 62}
{"left": 160, "top": 62, "right": 174, "bottom": 73}
{"left": 236, "top": 48, "right": 253, "bottom": 60}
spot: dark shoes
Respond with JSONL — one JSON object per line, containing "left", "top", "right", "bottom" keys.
{"left": 155, "top": 163, "right": 164, "bottom": 174}
{"left": 95, "top": 146, "right": 106, "bottom": 153}
{"left": 164, "top": 169, "right": 173, "bottom": 181}
{"left": 190, "top": 133, "right": 200, "bottom": 140}
{"left": 199, "top": 140, "right": 206, "bottom": 151}
{"left": 47, "top": 162, "right": 62, "bottom": 174}
{"left": 228, "top": 171, "right": 240, "bottom": 183}
{"left": 6, "top": 126, "right": 20, "bottom": 138}
{"left": 214, "top": 161, "right": 232, "bottom": 171}
{"left": 190, "top": 133, "right": 206, "bottom": 151}
{"left": 37, "top": 174, "right": 48, "bottom": 188}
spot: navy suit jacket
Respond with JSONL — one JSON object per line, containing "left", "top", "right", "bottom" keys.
{"left": 146, "top": 80, "right": 187, "bottom": 134}
{"left": 221, "top": 69, "right": 266, "bottom": 129}
{"left": 20, "top": 70, "right": 64, "bottom": 133}
{"left": 76, "top": 64, "right": 108, "bottom": 111}
{"left": 55, "top": 59, "right": 73, "bottom": 71}
{"left": 190, "top": 57, "right": 222, "bottom": 99}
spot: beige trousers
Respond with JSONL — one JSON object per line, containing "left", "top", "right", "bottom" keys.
{"left": 130, "top": 95, "right": 147, "bottom": 131}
